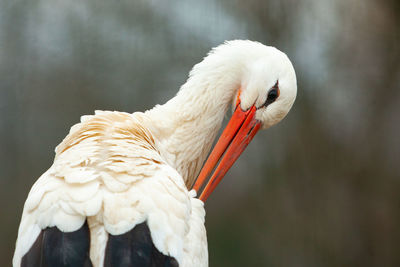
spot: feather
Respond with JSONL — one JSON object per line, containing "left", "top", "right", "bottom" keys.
{"left": 104, "top": 222, "right": 178, "bottom": 267}
{"left": 21, "top": 221, "right": 92, "bottom": 267}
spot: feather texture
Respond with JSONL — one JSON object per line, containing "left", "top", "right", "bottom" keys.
{"left": 13, "top": 111, "right": 207, "bottom": 267}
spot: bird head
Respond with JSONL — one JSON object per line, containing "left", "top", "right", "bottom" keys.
{"left": 237, "top": 46, "right": 297, "bottom": 129}
{"left": 193, "top": 42, "right": 297, "bottom": 201}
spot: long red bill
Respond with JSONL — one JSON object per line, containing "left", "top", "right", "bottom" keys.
{"left": 192, "top": 103, "right": 261, "bottom": 202}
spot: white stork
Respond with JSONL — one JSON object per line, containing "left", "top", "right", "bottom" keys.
{"left": 13, "top": 40, "right": 297, "bottom": 267}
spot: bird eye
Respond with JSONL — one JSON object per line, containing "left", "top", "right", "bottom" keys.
{"left": 267, "top": 89, "right": 278, "bottom": 101}
{"left": 264, "top": 81, "right": 280, "bottom": 107}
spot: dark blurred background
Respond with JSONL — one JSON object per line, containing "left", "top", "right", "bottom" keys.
{"left": 1, "top": 0, "right": 399, "bottom": 266}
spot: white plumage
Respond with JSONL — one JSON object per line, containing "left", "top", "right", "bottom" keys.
{"left": 13, "top": 40, "right": 297, "bottom": 267}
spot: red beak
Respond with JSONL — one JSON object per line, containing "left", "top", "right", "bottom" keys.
{"left": 192, "top": 100, "right": 261, "bottom": 202}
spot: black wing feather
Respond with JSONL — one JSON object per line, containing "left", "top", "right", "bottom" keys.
{"left": 21, "top": 221, "right": 92, "bottom": 267}
{"left": 21, "top": 220, "right": 177, "bottom": 267}
{"left": 104, "top": 222, "right": 179, "bottom": 267}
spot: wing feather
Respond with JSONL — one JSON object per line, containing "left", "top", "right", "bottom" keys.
{"left": 21, "top": 221, "right": 92, "bottom": 267}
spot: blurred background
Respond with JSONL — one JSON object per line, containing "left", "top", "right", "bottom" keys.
{"left": 1, "top": 0, "right": 399, "bottom": 266}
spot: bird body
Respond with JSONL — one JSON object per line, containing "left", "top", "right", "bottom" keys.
{"left": 13, "top": 40, "right": 297, "bottom": 266}
{"left": 14, "top": 111, "right": 207, "bottom": 266}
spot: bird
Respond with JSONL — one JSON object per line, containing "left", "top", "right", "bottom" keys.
{"left": 13, "top": 40, "right": 297, "bottom": 267}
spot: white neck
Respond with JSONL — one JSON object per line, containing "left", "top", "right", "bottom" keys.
{"left": 144, "top": 42, "right": 254, "bottom": 188}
